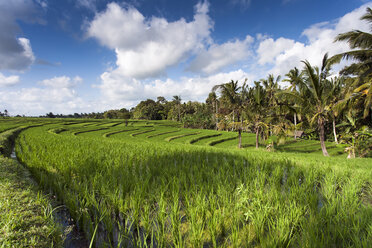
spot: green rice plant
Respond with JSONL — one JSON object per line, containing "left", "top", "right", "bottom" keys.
{"left": 189, "top": 133, "right": 222, "bottom": 144}
{"left": 146, "top": 130, "right": 180, "bottom": 138}
{"left": 130, "top": 129, "right": 156, "bottom": 137}
{"left": 207, "top": 135, "right": 239, "bottom": 146}
{"left": 165, "top": 132, "right": 201, "bottom": 142}
{"left": 72, "top": 127, "right": 109, "bottom": 136}
{"left": 3, "top": 119, "right": 370, "bottom": 247}
{"left": 103, "top": 128, "right": 139, "bottom": 138}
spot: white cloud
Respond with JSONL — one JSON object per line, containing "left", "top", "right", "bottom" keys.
{"left": 76, "top": 0, "right": 96, "bottom": 12}
{"left": 98, "top": 69, "right": 252, "bottom": 109}
{"left": 188, "top": 35, "right": 254, "bottom": 75}
{"left": 38, "top": 76, "right": 82, "bottom": 88}
{"left": 257, "top": 37, "right": 296, "bottom": 65}
{"left": 35, "top": 0, "right": 47, "bottom": 10}
{"left": 0, "top": 73, "right": 20, "bottom": 87}
{"left": 87, "top": 1, "right": 212, "bottom": 79}
{"left": 91, "top": 1, "right": 259, "bottom": 109}
{"left": 0, "top": 75, "right": 89, "bottom": 116}
{"left": 0, "top": 0, "right": 39, "bottom": 71}
{"left": 256, "top": 3, "right": 372, "bottom": 77}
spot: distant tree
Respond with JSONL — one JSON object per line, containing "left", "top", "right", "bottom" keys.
{"left": 283, "top": 67, "right": 303, "bottom": 140}
{"left": 213, "top": 80, "right": 244, "bottom": 148}
{"left": 157, "top": 96, "right": 167, "bottom": 104}
{"left": 133, "top": 99, "right": 163, "bottom": 120}
{"left": 245, "top": 81, "right": 269, "bottom": 149}
{"left": 172, "top": 95, "right": 182, "bottom": 121}
{"left": 206, "top": 92, "right": 219, "bottom": 129}
{"left": 46, "top": 112, "right": 55, "bottom": 118}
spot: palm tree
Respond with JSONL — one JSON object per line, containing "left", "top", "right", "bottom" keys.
{"left": 172, "top": 95, "right": 182, "bottom": 121}
{"left": 245, "top": 81, "right": 268, "bottom": 149}
{"left": 212, "top": 80, "right": 242, "bottom": 123}
{"left": 206, "top": 92, "right": 219, "bottom": 130}
{"left": 283, "top": 67, "right": 303, "bottom": 140}
{"left": 260, "top": 74, "right": 281, "bottom": 136}
{"left": 327, "top": 77, "right": 345, "bottom": 144}
{"left": 332, "top": 7, "right": 372, "bottom": 78}
{"left": 301, "top": 53, "right": 338, "bottom": 156}
{"left": 332, "top": 7, "right": 372, "bottom": 118}
{"left": 213, "top": 80, "right": 244, "bottom": 148}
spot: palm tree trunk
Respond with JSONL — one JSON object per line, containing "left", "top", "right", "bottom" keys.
{"left": 332, "top": 115, "right": 338, "bottom": 144}
{"left": 215, "top": 101, "right": 218, "bottom": 130}
{"left": 232, "top": 110, "right": 235, "bottom": 131}
{"left": 294, "top": 113, "right": 297, "bottom": 140}
{"left": 178, "top": 104, "right": 180, "bottom": 122}
{"left": 255, "top": 126, "right": 260, "bottom": 149}
{"left": 318, "top": 118, "right": 329, "bottom": 156}
{"left": 238, "top": 129, "right": 242, "bottom": 148}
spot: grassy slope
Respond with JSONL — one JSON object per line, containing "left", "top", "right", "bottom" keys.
{"left": 0, "top": 157, "right": 62, "bottom": 247}
{"left": 0, "top": 122, "right": 63, "bottom": 248}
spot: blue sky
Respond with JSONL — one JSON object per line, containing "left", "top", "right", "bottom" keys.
{"left": 0, "top": 0, "right": 370, "bottom": 116}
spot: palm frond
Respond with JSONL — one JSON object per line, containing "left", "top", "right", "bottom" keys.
{"left": 335, "top": 31, "right": 372, "bottom": 49}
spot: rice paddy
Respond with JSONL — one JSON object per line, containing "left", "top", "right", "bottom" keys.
{"left": 1, "top": 118, "right": 371, "bottom": 247}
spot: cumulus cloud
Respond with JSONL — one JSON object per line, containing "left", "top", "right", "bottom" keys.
{"left": 0, "top": 0, "right": 41, "bottom": 71}
{"left": 38, "top": 76, "right": 82, "bottom": 88}
{"left": 0, "top": 73, "right": 20, "bottom": 87}
{"left": 87, "top": 1, "right": 212, "bottom": 79}
{"left": 0, "top": 75, "right": 89, "bottom": 116}
{"left": 98, "top": 69, "right": 251, "bottom": 109}
{"left": 90, "top": 1, "right": 257, "bottom": 108}
{"left": 188, "top": 35, "right": 254, "bottom": 74}
{"left": 256, "top": 3, "right": 372, "bottom": 76}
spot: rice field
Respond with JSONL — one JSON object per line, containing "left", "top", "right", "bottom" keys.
{"left": 2, "top": 118, "right": 371, "bottom": 247}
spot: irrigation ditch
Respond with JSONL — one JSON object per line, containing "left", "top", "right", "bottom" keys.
{"left": 3, "top": 127, "right": 88, "bottom": 248}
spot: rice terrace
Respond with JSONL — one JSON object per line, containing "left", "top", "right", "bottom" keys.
{"left": 0, "top": 116, "right": 371, "bottom": 247}
{"left": 1, "top": 0, "right": 372, "bottom": 248}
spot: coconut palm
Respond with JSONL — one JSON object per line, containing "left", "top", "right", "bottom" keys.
{"left": 260, "top": 74, "right": 281, "bottom": 136}
{"left": 283, "top": 67, "right": 303, "bottom": 139}
{"left": 172, "top": 95, "right": 182, "bottom": 121}
{"left": 333, "top": 7, "right": 372, "bottom": 78}
{"left": 212, "top": 80, "right": 242, "bottom": 122}
{"left": 301, "top": 53, "right": 339, "bottom": 156}
{"left": 332, "top": 7, "right": 372, "bottom": 118}
{"left": 213, "top": 80, "right": 244, "bottom": 148}
{"left": 206, "top": 92, "right": 219, "bottom": 129}
{"left": 326, "top": 76, "right": 345, "bottom": 144}
{"left": 245, "top": 81, "right": 269, "bottom": 149}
